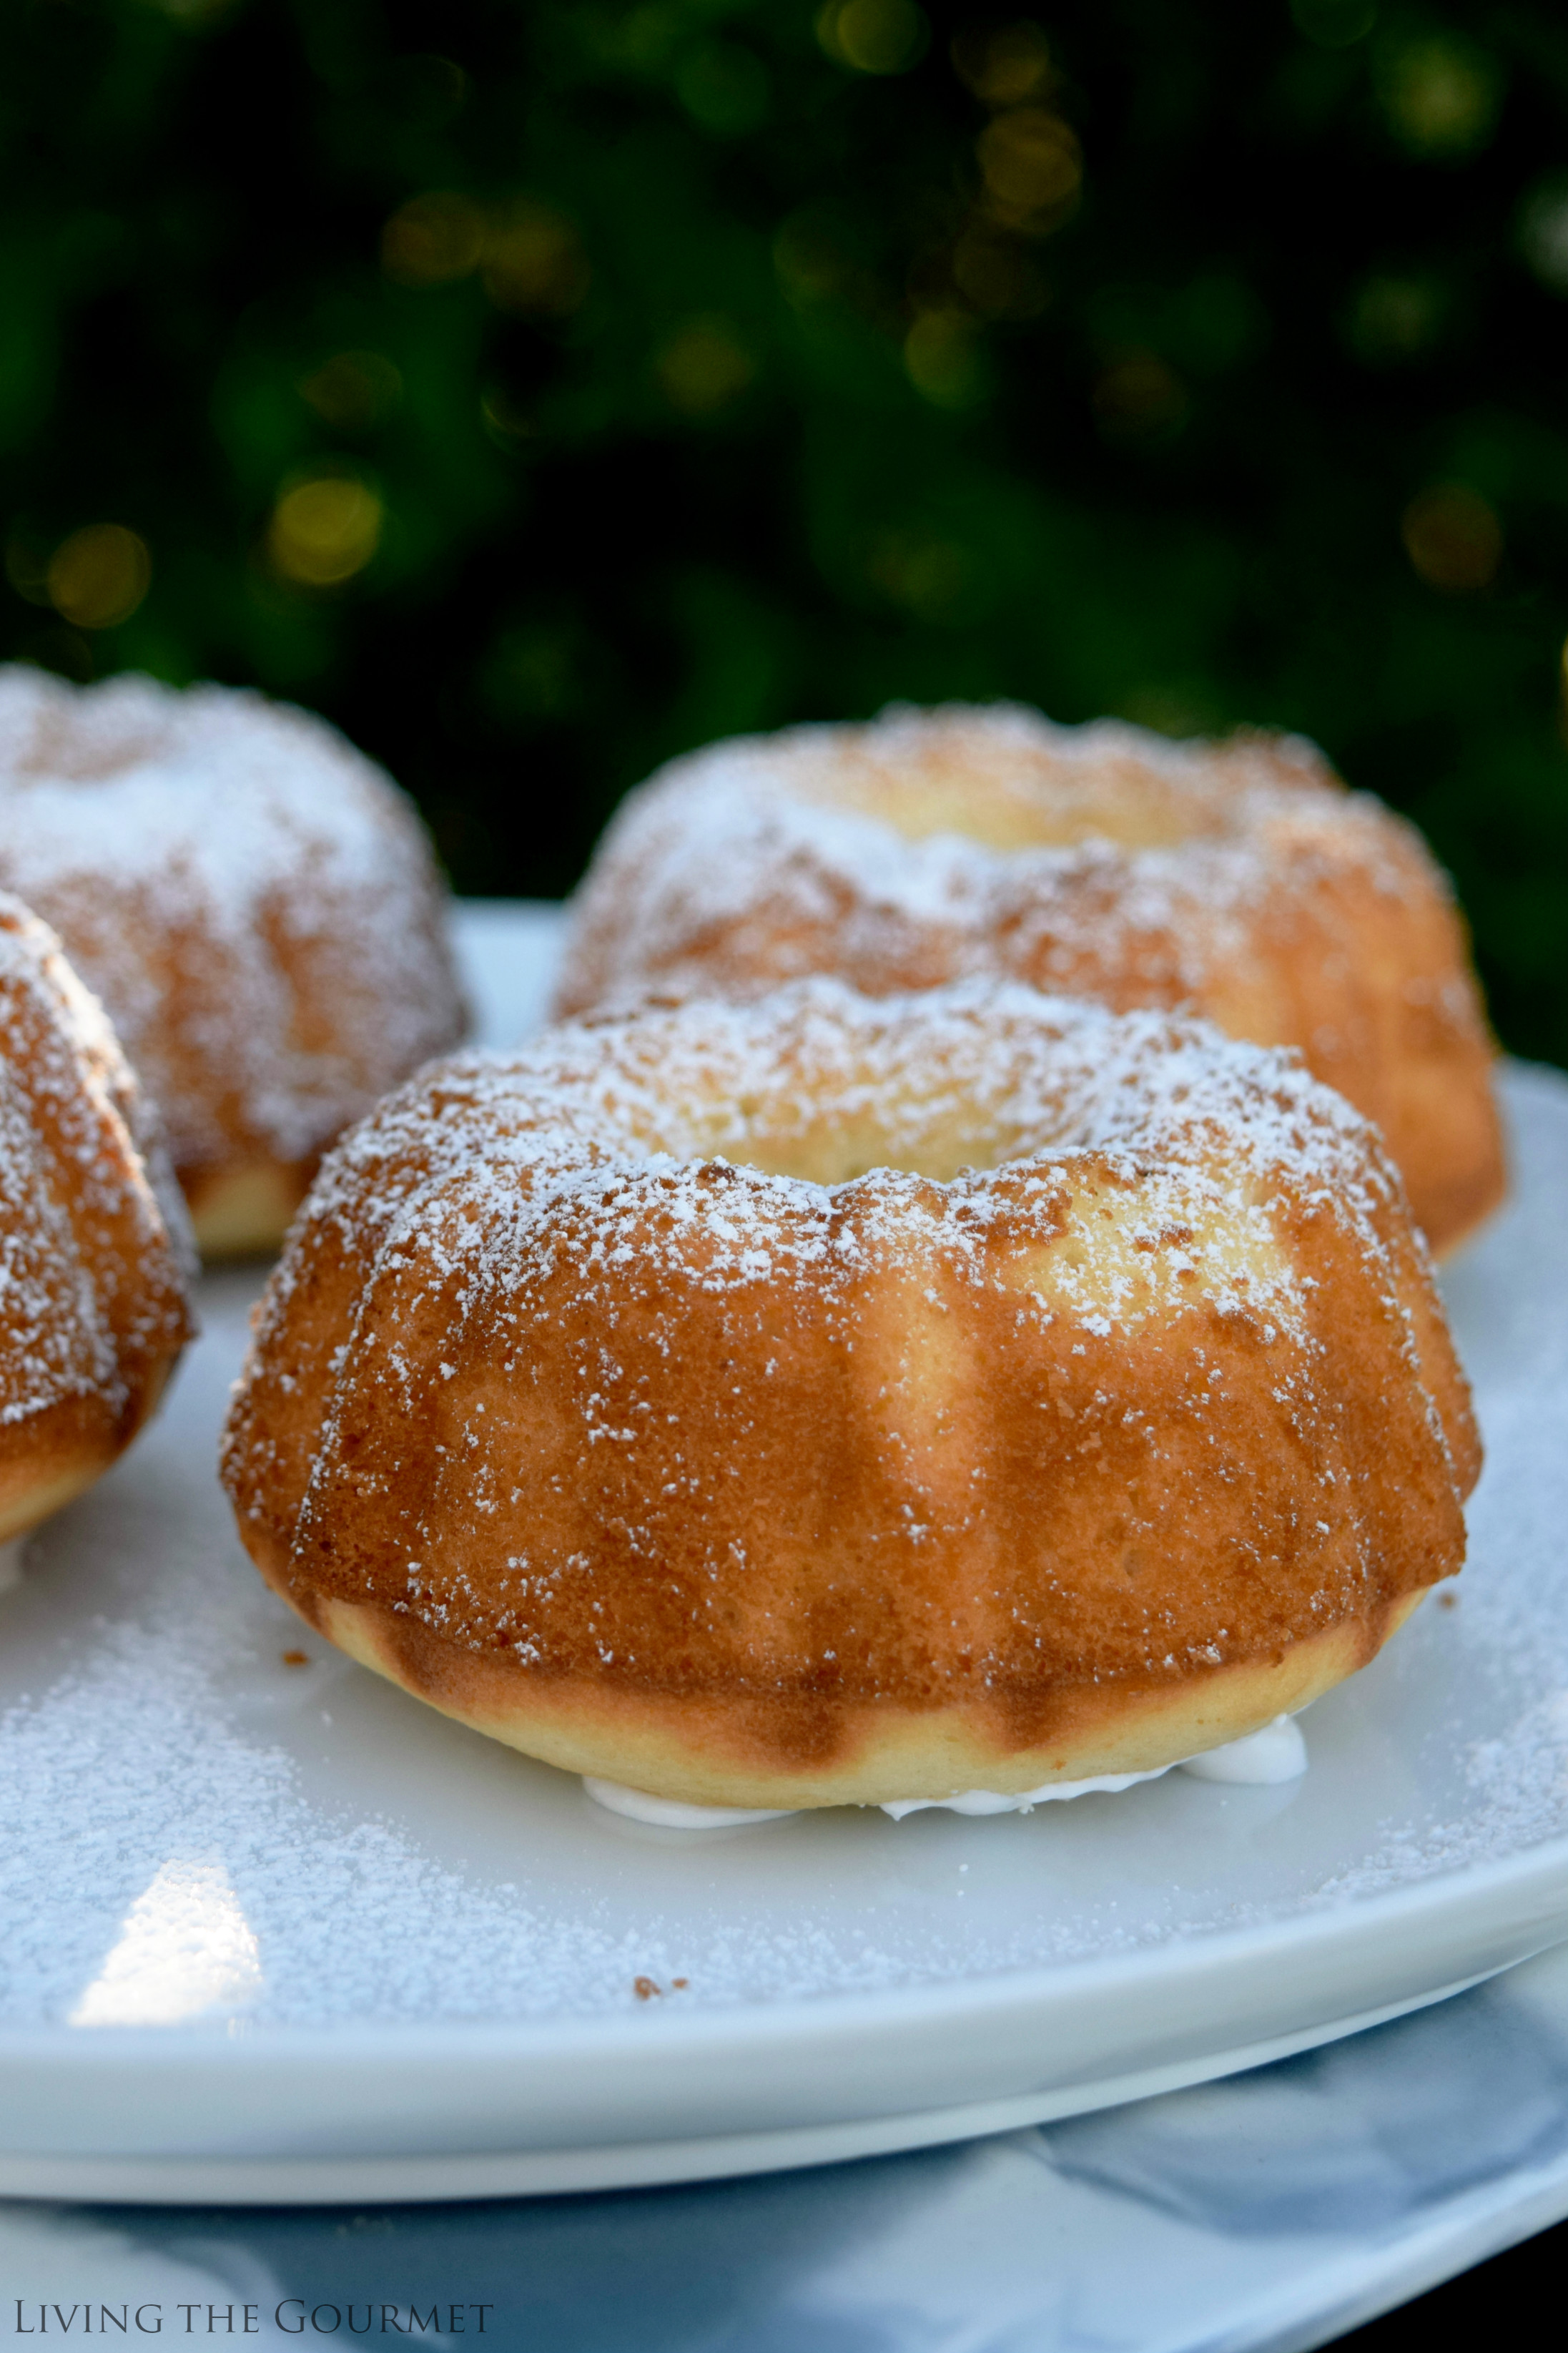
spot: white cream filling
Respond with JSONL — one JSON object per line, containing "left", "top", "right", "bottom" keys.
{"left": 582, "top": 1712, "right": 1308, "bottom": 1827}
{"left": 0, "top": 1536, "right": 26, "bottom": 1594}
{"left": 583, "top": 1780, "right": 797, "bottom": 1829}
{"left": 1176, "top": 1711, "right": 1308, "bottom": 1784}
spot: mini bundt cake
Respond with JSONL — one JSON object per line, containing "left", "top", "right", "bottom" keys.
{"left": 555, "top": 704, "right": 1506, "bottom": 1256}
{"left": 221, "top": 980, "right": 1478, "bottom": 1812}
{"left": 0, "top": 667, "right": 468, "bottom": 1256}
{"left": 0, "top": 893, "right": 193, "bottom": 1544}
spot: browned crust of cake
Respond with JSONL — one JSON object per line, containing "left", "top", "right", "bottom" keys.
{"left": 53, "top": 877, "right": 463, "bottom": 1261}
{"left": 0, "top": 1350, "right": 181, "bottom": 1544}
{"left": 553, "top": 711, "right": 1507, "bottom": 1255}
{"left": 240, "top": 1550, "right": 1426, "bottom": 1807}
{"left": 0, "top": 896, "right": 193, "bottom": 1529}
{"left": 222, "top": 984, "right": 1477, "bottom": 1809}
{"left": 0, "top": 669, "right": 470, "bottom": 1262}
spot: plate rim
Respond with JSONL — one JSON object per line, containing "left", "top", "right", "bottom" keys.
{"left": 7, "top": 913, "right": 1564, "bottom": 2186}
{"left": 4, "top": 1820, "right": 1566, "bottom": 2068}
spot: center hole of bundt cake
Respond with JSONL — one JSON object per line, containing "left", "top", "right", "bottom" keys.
{"left": 708, "top": 1106, "right": 1042, "bottom": 1189}
{"left": 803, "top": 751, "right": 1215, "bottom": 855}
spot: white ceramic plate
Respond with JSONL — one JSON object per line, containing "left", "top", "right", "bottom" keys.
{"left": 1, "top": 904, "right": 1565, "bottom": 2207}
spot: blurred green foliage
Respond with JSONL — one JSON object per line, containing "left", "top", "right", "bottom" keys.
{"left": 4, "top": 0, "right": 1567, "bottom": 1061}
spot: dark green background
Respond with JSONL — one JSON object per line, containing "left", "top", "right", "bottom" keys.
{"left": 4, "top": 0, "right": 1567, "bottom": 1061}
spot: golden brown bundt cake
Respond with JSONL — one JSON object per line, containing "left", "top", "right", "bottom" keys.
{"left": 0, "top": 893, "right": 193, "bottom": 1543}
{"left": 0, "top": 667, "right": 468, "bottom": 1257}
{"left": 220, "top": 979, "right": 1477, "bottom": 1812}
{"left": 554, "top": 704, "right": 1505, "bottom": 1256}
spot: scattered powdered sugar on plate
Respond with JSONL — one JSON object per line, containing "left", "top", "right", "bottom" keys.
{"left": 0, "top": 1503, "right": 931, "bottom": 2026}
{"left": 0, "top": 1036, "right": 1563, "bottom": 2030}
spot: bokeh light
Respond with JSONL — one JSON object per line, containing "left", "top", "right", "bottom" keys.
{"left": 950, "top": 231, "right": 1047, "bottom": 320}
{"left": 976, "top": 110, "right": 1082, "bottom": 233}
{"left": 298, "top": 353, "right": 403, "bottom": 432}
{"left": 382, "top": 192, "right": 487, "bottom": 288}
{"left": 952, "top": 24, "right": 1054, "bottom": 106}
{"left": 267, "top": 478, "right": 383, "bottom": 588}
{"left": 483, "top": 207, "right": 591, "bottom": 319}
{"left": 1346, "top": 275, "right": 1447, "bottom": 365}
{"left": 1401, "top": 486, "right": 1503, "bottom": 593}
{"left": 867, "top": 529, "right": 977, "bottom": 624}
{"left": 1379, "top": 37, "right": 1503, "bottom": 159}
{"left": 45, "top": 526, "right": 151, "bottom": 630}
{"left": 1519, "top": 180, "right": 1568, "bottom": 294}
{"left": 904, "top": 312, "right": 985, "bottom": 408}
{"left": 656, "top": 321, "right": 756, "bottom": 417}
{"left": 1, "top": 0, "right": 1565, "bottom": 1066}
{"left": 1092, "top": 355, "right": 1190, "bottom": 443}
{"left": 818, "top": 0, "right": 929, "bottom": 77}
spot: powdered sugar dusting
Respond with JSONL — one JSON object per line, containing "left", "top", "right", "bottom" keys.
{"left": 213, "top": 965, "right": 1479, "bottom": 1826}
{"left": 0, "top": 923, "right": 1559, "bottom": 2035}
{"left": 281, "top": 975, "right": 1408, "bottom": 1355}
{"left": 0, "top": 890, "right": 191, "bottom": 1429}
{"left": 0, "top": 668, "right": 467, "bottom": 1173}
{"left": 555, "top": 702, "right": 1435, "bottom": 1016}
{"left": 222, "top": 978, "right": 1449, "bottom": 1696}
